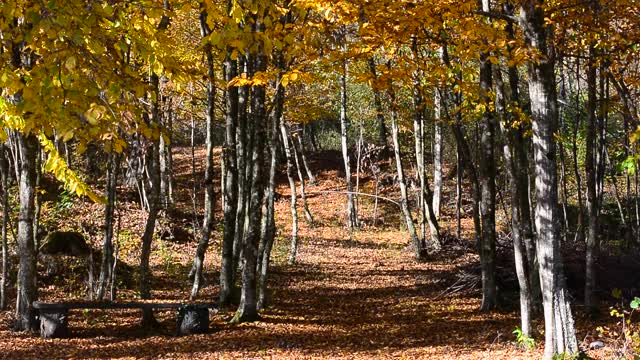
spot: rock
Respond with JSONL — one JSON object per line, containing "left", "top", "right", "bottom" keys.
{"left": 39, "top": 231, "right": 90, "bottom": 257}
{"left": 176, "top": 305, "right": 208, "bottom": 335}
{"left": 589, "top": 340, "right": 604, "bottom": 350}
{"left": 40, "top": 310, "right": 69, "bottom": 338}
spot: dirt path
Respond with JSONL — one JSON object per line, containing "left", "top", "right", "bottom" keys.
{"left": 0, "top": 148, "right": 548, "bottom": 358}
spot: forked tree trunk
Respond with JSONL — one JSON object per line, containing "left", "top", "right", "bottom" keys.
{"left": 519, "top": 2, "right": 578, "bottom": 357}
{"left": 232, "top": 24, "right": 267, "bottom": 322}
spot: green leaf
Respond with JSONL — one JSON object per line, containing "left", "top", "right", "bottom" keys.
{"left": 631, "top": 297, "right": 640, "bottom": 309}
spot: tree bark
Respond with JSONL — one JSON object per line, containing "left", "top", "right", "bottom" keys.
{"left": 281, "top": 121, "right": 300, "bottom": 265}
{"left": 292, "top": 130, "right": 315, "bottom": 227}
{"left": 139, "top": 73, "right": 162, "bottom": 328}
{"left": 478, "top": 0, "right": 496, "bottom": 312}
{"left": 389, "top": 80, "right": 424, "bottom": 261}
{"left": 190, "top": 8, "right": 216, "bottom": 300}
{"left": 584, "top": 44, "right": 599, "bottom": 313}
{"left": 494, "top": 63, "right": 533, "bottom": 337}
{"left": 368, "top": 57, "right": 388, "bottom": 147}
{"left": 339, "top": 54, "right": 358, "bottom": 229}
{"left": 433, "top": 93, "right": 443, "bottom": 220}
{"left": 232, "top": 23, "right": 267, "bottom": 322}
{"left": 15, "top": 133, "right": 38, "bottom": 331}
{"left": 219, "top": 46, "right": 239, "bottom": 307}
{"left": 518, "top": 2, "right": 578, "bottom": 357}
{"left": 96, "top": 152, "right": 120, "bottom": 300}
{"left": 257, "top": 77, "right": 283, "bottom": 310}
{"left": 1, "top": 144, "right": 9, "bottom": 310}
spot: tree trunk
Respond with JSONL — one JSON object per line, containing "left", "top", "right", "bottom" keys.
{"left": 257, "top": 77, "right": 283, "bottom": 310}
{"left": 433, "top": 93, "right": 443, "bottom": 220}
{"left": 389, "top": 81, "right": 424, "bottom": 261}
{"left": 233, "top": 56, "right": 249, "bottom": 277}
{"left": 1, "top": 144, "right": 9, "bottom": 310}
{"left": 584, "top": 44, "right": 599, "bottom": 313}
{"left": 494, "top": 63, "right": 533, "bottom": 337}
{"left": 295, "top": 134, "right": 316, "bottom": 184}
{"left": 281, "top": 121, "right": 300, "bottom": 265}
{"left": 478, "top": 0, "right": 496, "bottom": 311}
{"left": 219, "top": 48, "right": 239, "bottom": 307}
{"left": 572, "top": 57, "right": 585, "bottom": 244}
{"left": 232, "top": 26, "right": 267, "bottom": 322}
{"left": 292, "top": 130, "right": 314, "bottom": 227}
{"left": 139, "top": 74, "right": 162, "bottom": 328}
{"left": 339, "top": 56, "right": 358, "bottom": 229}
{"left": 15, "top": 133, "right": 38, "bottom": 332}
{"left": 519, "top": 2, "right": 578, "bottom": 357}
{"left": 190, "top": 9, "right": 216, "bottom": 300}
{"left": 96, "top": 152, "right": 120, "bottom": 300}
{"left": 368, "top": 57, "right": 388, "bottom": 147}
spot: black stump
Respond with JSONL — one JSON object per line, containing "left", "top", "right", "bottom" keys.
{"left": 40, "top": 309, "right": 69, "bottom": 338}
{"left": 176, "top": 305, "right": 208, "bottom": 335}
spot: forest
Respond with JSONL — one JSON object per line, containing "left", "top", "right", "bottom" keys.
{"left": 1, "top": 0, "right": 640, "bottom": 359}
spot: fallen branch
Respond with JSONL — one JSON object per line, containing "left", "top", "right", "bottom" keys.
{"left": 304, "top": 190, "right": 401, "bottom": 208}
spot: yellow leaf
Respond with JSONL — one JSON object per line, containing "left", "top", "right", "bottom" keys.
{"left": 65, "top": 56, "right": 77, "bottom": 72}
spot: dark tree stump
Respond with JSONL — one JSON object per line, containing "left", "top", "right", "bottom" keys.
{"left": 40, "top": 310, "right": 68, "bottom": 338}
{"left": 176, "top": 305, "right": 208, "bottom": 335}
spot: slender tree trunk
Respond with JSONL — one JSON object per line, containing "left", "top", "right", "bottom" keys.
{"left": 295, "top": 134, "right": 315, "bottom": 184}
{"left": 389, "top": 81, "right": 424, "bottom": 261}
{"left": 33, "top": 147, "right": 41, "bottom": 252}
{"left": 519, "top": 2, "right": 578, "bottom": 357}
{"left": 139, "top": 74, "right": 162, "bottom": 328}
{"left": 292, "top": 130, "right": 314, "bottom": 227}
{"left": 0, "top": 145, "right": 9, "bottom": 310}
{"left": 219, "top": 46, "right": 239, "bottom": 307}
{"left": 477, "top": 0, "right": 497, "bottom": 311}
{"left": 456, "top": 143, "right": 462, "bottom": 240}
{"left": 15, "top": 133, "right": 38, "bottom": 332}
{"left": 281, "top": 121, "right": 299, "bottom": 264}
{"left": 339, "top": 55, "right": 358, "bottom": 229}
{"left": 433, "top": 92, "right": 443, "bottom": 220}
{"left": 190, "top": 9, "right": 217, "bottom": 300}
{"left": 584, "top": 43, "right": 599, "bottom": 312}
{"left": 233, "top": 55, "right": 249, "bottom": 276}
{"left": 368, "top": 57, "right": 388, "bottom": 147}
{"left": 572, "top": 58, "right": 585, "bottom": 244}
{"left": 257, "top": 74, "right": 283, "bottom": 310}
{"left": 96, "top": 152, "right": 120, "bottom": 300}
{"left": 495, "top": 63, "right": 533, "bottom": 337}
{"left": 411, "top": 79, "right": 440, "bottom": 250}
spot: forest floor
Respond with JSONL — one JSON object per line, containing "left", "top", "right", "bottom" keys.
{"left": 0, "top": 146, "right": 635, "bottom": 359}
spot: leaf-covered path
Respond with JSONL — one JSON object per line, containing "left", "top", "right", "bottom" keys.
{"left": 0, "top": 149, "right": 558, "bottom": 358}
{"left": 0, "top": 197, "right": 539, "bottom": 358}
